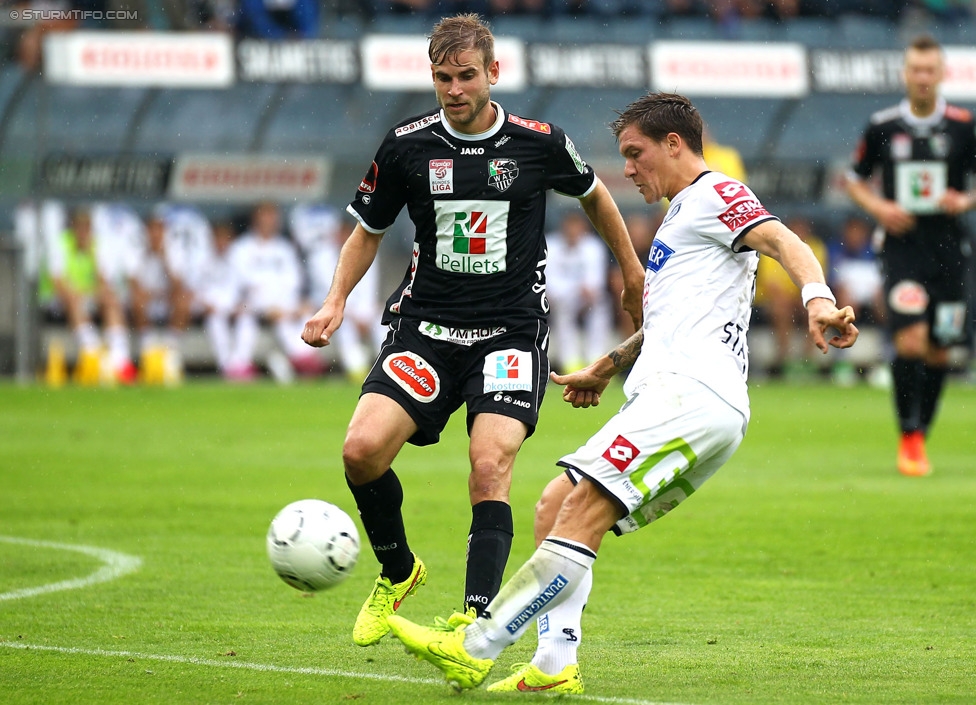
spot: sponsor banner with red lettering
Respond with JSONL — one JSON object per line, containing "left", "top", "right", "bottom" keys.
{"left": 650, "top": 41, "right": 808, "bottom": 97}
{"left": 360, "top": 34, "right": 526, "bottom": 92}
{"left": 169, "top": 154, "right": 330, "bottom": 202}
{"left": 44, "top": 31, "right": 234, "bottom": 87}
{"left": 944, "top": 47, "right": 976, "bottom": 101}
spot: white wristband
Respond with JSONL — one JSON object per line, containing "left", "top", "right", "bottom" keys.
{"left": 801, "top": 283, "right": 836, "bottom": 308}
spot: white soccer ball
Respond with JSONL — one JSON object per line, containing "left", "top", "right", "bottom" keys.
{"left": 266, "top": 499, "right": 360, "bottom": 592}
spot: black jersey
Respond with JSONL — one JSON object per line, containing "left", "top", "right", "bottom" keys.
{"left": 850, "top": 97, "right": 976, "bottom": 238}
{"left": 347, "top": 102, "right": 596, "bottom": 327}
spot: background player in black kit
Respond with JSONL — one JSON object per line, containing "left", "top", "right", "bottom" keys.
{"left": 846, "top": 34, "right": 976, "bottom": 477}
{"left": 301, "top": 13, "right": 645, "bottom": 645}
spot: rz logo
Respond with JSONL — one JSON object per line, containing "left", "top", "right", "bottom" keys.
{"left": 602, "top": 435, "right": 640, "bottom": 472}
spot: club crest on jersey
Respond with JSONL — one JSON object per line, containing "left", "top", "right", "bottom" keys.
{"left": 603, "top": 434, "right": 640, "bottom": 472}
{"left": 488, "top": 158, "right": 519, "bottom": 192}
{"left": 429, "top": 159, "right": 453, "bottom": 194}
{"left": 483, "top": 349, "right": 532, "bottom": 393}
{"left": 383, "top": 351, "right": 440, "bottom": 402}
{"left": 646, "top": 240, "right": 675, "bottom": 273}
{"left": 359, "top": 161, "right": 378, "bottom": 194}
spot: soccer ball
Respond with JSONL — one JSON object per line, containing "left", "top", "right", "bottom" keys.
{"left": 266, "top": 499, "right": 360, "bottom": 592}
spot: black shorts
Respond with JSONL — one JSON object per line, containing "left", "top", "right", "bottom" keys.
{"left": 881, "top": 226, "right": 970, "bottom": 346}
{"left": 361, "top": 317, "right": 551, "bottom": 446}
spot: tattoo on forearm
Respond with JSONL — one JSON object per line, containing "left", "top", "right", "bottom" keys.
{"left": 608, "top": 330, "right": 644, "bottom": 371}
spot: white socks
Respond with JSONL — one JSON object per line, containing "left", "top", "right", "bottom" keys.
{"left": 463, "top": 537, "right": 595, "bottom": 661}
{"left": 532, "top": 566, "right": 591, "bottom": 673}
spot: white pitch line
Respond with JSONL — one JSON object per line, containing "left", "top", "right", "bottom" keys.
{"left": 0, "top": 536, "right": 142, "bottom": 602}
{"left": 0, "top": 642, "right": 693, "bottom": 705}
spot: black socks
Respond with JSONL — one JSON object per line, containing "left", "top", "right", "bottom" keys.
{"left": 347, "top": 470, "right": 413, "bottom": 584}
{"left": 464, "top": 500, "right": 513, "bottom": 616}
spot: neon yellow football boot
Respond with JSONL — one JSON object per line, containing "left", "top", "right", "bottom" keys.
{"left": 486, "top": 662, "right": 584, "bottom": 694}
{"left": 387, "top": 611, "right": 493, "bottom": 690}
{"left": 352, "top": 553, "right": 426, "bottom": 646}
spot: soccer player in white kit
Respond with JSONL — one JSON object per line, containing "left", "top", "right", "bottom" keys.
{"left": 289, "top": 204, "right": 385, "bottom": 380}
{"left": 387, "top": 92, "right": 860, "bottom": 693}
{"left": 545, "top": 210, "right": 614, "bottom": 373}
{"left": 227, "top": 201, "right": 323, "bottom": 379}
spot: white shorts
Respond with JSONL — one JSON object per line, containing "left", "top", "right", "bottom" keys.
{"left": 559, "top": 372, "right": 747, "bottom": 535}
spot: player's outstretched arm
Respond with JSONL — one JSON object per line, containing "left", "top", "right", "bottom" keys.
{"left": 550, "top": 330, "right": 644, "bottom": 408}
{"left": 578, "top": 178, "right": 645, "bottom": 331}
{"left": 302, "top": 222, "right": 382, "bottom": 348}
{"left": 741, "top": 220, "right": 858, "bottom": 354}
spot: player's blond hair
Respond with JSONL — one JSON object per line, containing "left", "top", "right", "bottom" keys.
{"left": 428, "top": 13, "right": 494, "bottom": 71}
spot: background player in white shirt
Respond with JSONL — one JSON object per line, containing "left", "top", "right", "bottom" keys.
{"left": 545, "top": 210, "right": 614, "bottom": 373}
{"left": 90, "top": 202, "right": 143, "bottom": 382}
{"left": 290, "top": 204, "right": 385, "bottom": 380}
{"left": 197, "top": 221, "right": 243, "bottom": 377}
{"left": 228, "top": 201, "right": 323, "bottom": 380}
{"left": 387, "top": 92, "right": 859, "bottom": 693}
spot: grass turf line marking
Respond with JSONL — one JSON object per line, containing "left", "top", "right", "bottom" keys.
{"left": 0, "top": 536, "right": 142, "bottom": 602}
{"left": 0, "top": 642, "right": 692, "bottom": 705}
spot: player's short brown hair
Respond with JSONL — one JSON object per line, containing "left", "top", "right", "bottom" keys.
{"left": 611, "top": 92, "right": 704, "bottom": 157}
{"left": 908, "top": 33, "right": 942, "bottom": 54}
{"left": 428, "top": 13, "right": 494, "bottom": 71}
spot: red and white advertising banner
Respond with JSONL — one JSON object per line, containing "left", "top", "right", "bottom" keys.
{"left": 651, "top": 41, "right": 808, "bottom": 98}
{"left": 44, "top": 31, "right": 234, "bottom": 87}
{"left": 360, "top": 34, "right": 526, "bottom": 92}
{"left": 169, "top": 154, "right": 330, "bottom": 202}
{"left": 943, "top": 47, "right": 976, "bottom": 101}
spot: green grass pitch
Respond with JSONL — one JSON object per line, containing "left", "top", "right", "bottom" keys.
{"left": 2, "top": 378, "right": 976, "bottom": 704}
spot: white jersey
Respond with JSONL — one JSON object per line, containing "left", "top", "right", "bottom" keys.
{"left": 155, "top": 204, "right": 214, "bottom": 292}
{"left": 91, "top": 202, "right": 145, "bottom": 286}
{"left": 289, "top": 203, "right": 341, "bottom": 304}
{"left": 15, "top": 200, "right": 66, "bottom": 280}
{"left": 229, "top": 232, "right": 304, "bottom": 313}
{"left": 545, "top": 231, "right": 609, "bottom": 302}
{"left": 626, "top": 172, "right": 775, "bottom": 419}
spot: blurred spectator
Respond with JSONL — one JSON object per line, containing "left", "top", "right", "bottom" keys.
{"left": 160, "top": 0, "right": 236, "bottom": 30}
{"left": 609, "top": 209, "right": 661, "bottom": 339}
{"left": 546, "top": 210, "right": 614, "bottom": 373}
{"left": 43, "top": 207, "right": 136, "bottom": 384}
{"left": 828, "top": 215, "right": 885, "bottom": 326}
{"left": 198, "top": 220, "right": 244, "bottom": 377}
{"left": 328, "top": 217, "right": 386, "bottom": 382}
{"left": 753, "top": 216, "right": 829, "bottom": 377}
{"left": 129, "top": 214, "right": 193, "bottom": 380}
{"left": 290, "top": 203, "right": 384, "bottom": 381}
{"left": 14, "top": 199, "right": 66, "bottom": 288}
{"left": 90, "top": 201, "right": 143, "bottom": 381}
{"left": 237, "top": 0, "right": 319, "bottom": 38}
{"left": 227, "top": 201, "right": 323, "bottom": 381}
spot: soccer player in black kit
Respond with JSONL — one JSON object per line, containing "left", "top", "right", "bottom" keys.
{"left": 301, "top": 13, "right": 645, "bottom": 645}
{"left": 847, "top": 34, "right": 976, "bottom": 477}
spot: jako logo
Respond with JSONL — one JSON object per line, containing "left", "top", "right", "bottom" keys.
{"left": 461, "top": 147, "right": 484, "bottom": 155}
{"left": 382, "top": 351, "right": 440, "bottom": 402}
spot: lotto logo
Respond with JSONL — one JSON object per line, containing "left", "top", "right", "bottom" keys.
{"left": 602, "top": 435, "right": 640, "bottom": 472}
{"left": 714, "top": 181, "right": 748, "bottom": 203}
{"left": 453, "top": 211, "right": 488, "bottom": 254}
